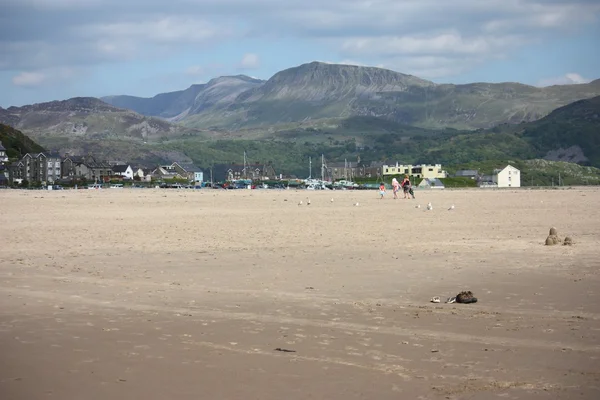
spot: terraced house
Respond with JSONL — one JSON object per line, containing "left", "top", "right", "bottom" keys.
{"left": 62, "top": 155, "right": 113, "bottom": 182}
{"left": 9, "top": 152, "right": 62, "bottom": 184}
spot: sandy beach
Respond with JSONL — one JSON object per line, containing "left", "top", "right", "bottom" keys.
{"left": 0, "top": 187, "right": 599, "bottom": 399}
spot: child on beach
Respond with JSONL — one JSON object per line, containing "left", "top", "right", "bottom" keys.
{"left": 392, "top": 177, "right": 400, "bottom": 199}
{"left": 379, "top": 183, "right": 386, "bottom": 199}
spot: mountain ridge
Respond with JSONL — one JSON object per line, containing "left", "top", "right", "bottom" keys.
{"left": 100, "top": 61, "right": 600, "bottom": 131}
{"left": 102, "top": 75, "right": 265, "bottom": 121}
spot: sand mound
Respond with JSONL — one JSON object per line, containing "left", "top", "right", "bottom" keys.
{"left": 545, "top": 227, "right": 574, "bottom": 246}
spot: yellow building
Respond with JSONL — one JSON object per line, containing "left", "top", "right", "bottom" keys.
{"left": 382, "top": 163, "right": 447, "bottom": 179}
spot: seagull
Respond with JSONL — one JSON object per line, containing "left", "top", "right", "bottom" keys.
{"left": 427, "top": 202, "right": 433, "bottom": 210}
{"left": 298, "top": 200, "right": 303, "bottom": 206}
{"left": 415, "top": 204, "right": 421, "bottom": 209}
{"left": 448, "top": 204, "right": 455, "bottom": 210}
{"left": 330, "top": 198, "right": 334, "bottom": 203}
{"left": 307, "top": 199, "right": 311, "bottom": 205}
{"left": 354, "top": 202, "right": 359, "bottom": 206}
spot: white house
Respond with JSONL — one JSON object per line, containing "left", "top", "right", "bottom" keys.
{"left": 133, "top": 168, "right": 145, "bottom": 179}
{"left": 112, "top": 164, "right": 134, "bottom": 180}
{"left": 418, "top": 177, "right": 445, "bottom": 189}
{"left": 493, "top": 165, "right": 520, "bottom": 188}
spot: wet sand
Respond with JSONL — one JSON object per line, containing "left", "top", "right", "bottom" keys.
{"left": 1, "top": 187, "right": 599, "bottom": 399}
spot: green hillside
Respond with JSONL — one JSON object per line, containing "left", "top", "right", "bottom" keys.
{"left": 0, "top": 123, "right": 45, "bottom": 159}
{"left": 448, "top": 159, "right": 600, "bottom": 187}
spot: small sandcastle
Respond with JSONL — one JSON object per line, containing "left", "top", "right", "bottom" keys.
{"left": 545, "top": 227, "right": 574, "bottom": 246}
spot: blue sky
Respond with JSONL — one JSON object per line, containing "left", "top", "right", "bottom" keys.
{"left": 1, "top": 0, "right": 599, "bottom": 107}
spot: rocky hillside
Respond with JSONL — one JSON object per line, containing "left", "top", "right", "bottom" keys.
{"left": 0, "top": 97, "right": 207, "bottom": 142}
{"left": 102, "top": 75, "right": 265, "bottom": 121}
{"left": 0, "top": 97, "right": 213, "bottom": 166}
{"left": 107, "top": 62, "right": 600, "bottom": 131}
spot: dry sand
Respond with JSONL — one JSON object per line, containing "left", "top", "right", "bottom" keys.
{"left": 0, "top": 187, "right": 599, "bottom": 399}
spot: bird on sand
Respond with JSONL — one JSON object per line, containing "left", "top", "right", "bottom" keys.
{"left": 427, "top": 202, "right": 433, "bottom": 210}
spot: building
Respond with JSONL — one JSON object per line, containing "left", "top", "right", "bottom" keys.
{"left": 418, "top": 178, "right": 445, "bottom": 189}
{"left": 493, "top": 165, "right": 520, "bottom": 188}
{"left": 152, "top": 165, "right": 185, "bottom": 181}
{"left": 112, "top": 164, "right": 134, "bottom": 180}
{"left": 10, "top": 152, "right": 63, "bottom": 184}
{"left": 0, "top": 164, "right": 8, "bottom": 186}
{"left": 175, "top": 163, "right": 205, "bottom": 183}
{"left": 478, "top": 174, "right": 495, "bottom": 187}
{"left": 62, "top": 155, "right": 113, "bottom": 182}
{"left": 0, "top": 142, "right": 8, "bottom": 163}
{"left": 326, "top": 161, "right": 358, "bottom": 181}
{"left": 213, "top": 162, "right": 276, "bottom": 181}
{"left": 132, "top": 167, "right": 145, "bottom": 180}
{"left": 455, "top": 170, "right": 479, "bottom": 179}
{"left": 7, "top": 160, "right": 24, "bottom": 183}
{"left": 382, "top": 163, "right": 447, "bottom": 179}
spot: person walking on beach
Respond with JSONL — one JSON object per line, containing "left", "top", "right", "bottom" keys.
{"left": 379, "top": 182, "right": 386, "bottom": 199}
{"left": 392, "top": 177, "right": 400, "bottom": 199}
{"left": 401, "top": 175, "right": 412, "bottom": 199}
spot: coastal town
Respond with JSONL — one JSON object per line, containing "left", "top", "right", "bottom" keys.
{"left": 0, "top": 143, "right": 520, "bottom": 189}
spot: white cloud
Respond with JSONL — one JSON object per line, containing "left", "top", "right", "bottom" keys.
{"left": 185, "top": 65, "right": 205, "bottom": 76}
{"left": 12, "top": 71, "right": 46, "bottom": 87}
{"left": 11, "top": 68, "right": 79, "bottom": 88}
{"left": 79, "top": 17, "right": 228, "bottom": 44}
{"left": 537, "top": 73, "right": 592, "bottom": 87}
{"left": 1, "top": 0, "right": 599, "bottom": 82}
{"left": 340, "top": 32, "right": 523, "bottom": 57}
{"left": 240, "top": 53, "right": 260, "bottom": 69}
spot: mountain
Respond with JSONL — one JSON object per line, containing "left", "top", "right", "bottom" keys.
{"left": 109, "top": 62, "right": 600, "bottom": 131}
{"left": 0, "top": 97, "right": 211, "bottom": 166}
{"left": 0, "top": 97, "right": 206, "bottom": 141}
{"left": 0, "top": 123, "right": 45, "bottom": 159}
{"left": 102, "top": 75, "right": 264, "bottom": 121}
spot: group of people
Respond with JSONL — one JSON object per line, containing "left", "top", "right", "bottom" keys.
{"left": 379, "top": 175, "right": 415, "bottom": 199}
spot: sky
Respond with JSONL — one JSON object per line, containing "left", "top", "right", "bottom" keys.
{"left": 1, "top": 0, "right": 599, "bottom": 107}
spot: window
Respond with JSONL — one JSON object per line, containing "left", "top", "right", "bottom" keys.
{"left": 47, "top": 161, "right": 53, "bottom": 168}
{"left": 55, "top": 161, "right": 60, "bottom": 167}
{"left": 385, "top": 168, "right": 389, "bottom": 173}
{"left": 428, "top": 168, "right": 433, "bottom": 172}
